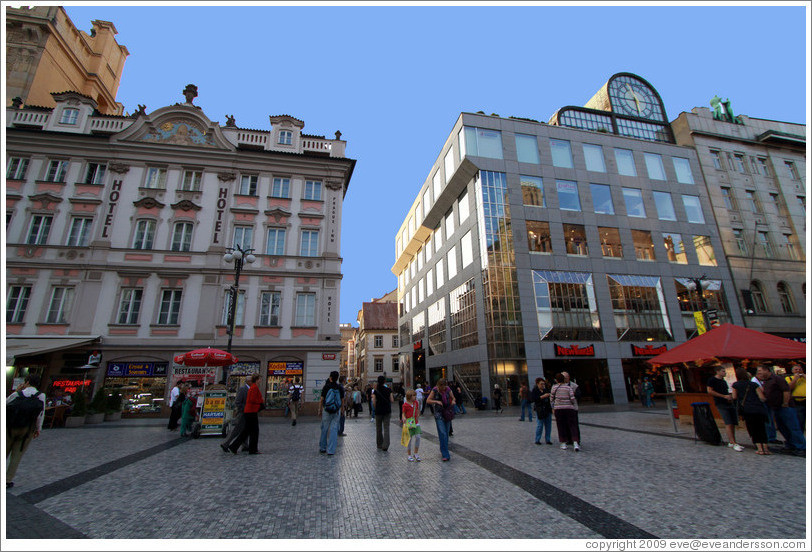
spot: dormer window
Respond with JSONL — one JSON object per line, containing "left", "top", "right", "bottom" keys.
{"left": 60, "top": 108, "right": 79, "bottom": 125}
{"left": 279, "top": 130, "right": 292, "bottom": 145}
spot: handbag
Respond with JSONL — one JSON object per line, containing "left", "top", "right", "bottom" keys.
{"left": 400, "top": 423, "right": 411, "bottom": 447}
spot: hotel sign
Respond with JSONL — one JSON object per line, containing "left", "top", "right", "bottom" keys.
{"left": 554, "top": 344, "right": 595, "bottom": 357}
{"left": 631, "top": 344, "right": 668, "bottom": 357}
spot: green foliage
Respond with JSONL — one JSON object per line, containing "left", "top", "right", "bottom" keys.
{"left": 71, "top": 390, "right": 87, "bottom": 417}
{"left": 88, "top": 387, "right": 107, "bottom": 415}
{"left": 106, "top": 390, "right": 123, "bottom": 414}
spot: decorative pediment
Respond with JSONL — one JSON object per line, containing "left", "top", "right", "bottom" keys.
{"left": 217, "top": 172, "right": 236, "bottom": 182}
{"left": 325, "top": 180, "right": 343, "bottom": 191}
{"left": 170, "top": 199, "right": 202, "bottom": 212}
{"left": 264, "top": 208, "right": 292, "bottom": 223}
{"left": 133, "top": 197, "right": 165, "bottom": 209}
{"left": 139, "top": 118, "right": 217, "bottom": 148}
{"left": 108, "top": 162, "right": 131, "bottom": 174}
{"left": 28, "top": 192, "right": 63, "bottom": 209}
{"left": 111, "top": 103, "right": 235, "bottom": 151}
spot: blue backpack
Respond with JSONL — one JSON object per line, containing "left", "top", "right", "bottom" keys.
{"left": 323, "top": 387, "right": 341, "bottom": 414}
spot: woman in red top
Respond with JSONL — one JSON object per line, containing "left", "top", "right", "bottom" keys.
{"left": 401, "top": 389, "right": 421, "bottom": 461}
{"left": 229, "top": 374, "right": 263, "bottom": 454}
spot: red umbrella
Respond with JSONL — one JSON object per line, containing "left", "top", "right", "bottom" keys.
{"left": 173, "top": 347, "right": 237, "bottom": 366}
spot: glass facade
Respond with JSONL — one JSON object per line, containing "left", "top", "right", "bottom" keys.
{"left": 450, "top": 279, "right": 478, "bottom": 350}
{"left": 527, "top": 221, "right": 552, "bottom": 253}
{"left": 607, "top": 274, "right": 672, "bottom": 341}
{"left": 521, "top": 176, "right": 545, "bottom": 207}
{"left": 590, "top": 183, "right": 615, "bottom": 214}
{"left": 461, "top": 127, "right": 503, "bottom": 159}
{"left": 674, "top": 278, "right": 730, "bottom": 337}
{"left": 532, "top": 270, "right": 601, "bottom": 341}
{"left": 556, "top": 180, "right": 581, "bottom": 211}
{"left": 427, "top": 299, "right": 446, "bottom": 355}
{"left": 663, "top": 232, "right": 687, "bottom": 264}
{"left": 558, "top": 110, "right": 613, "bottom": 133}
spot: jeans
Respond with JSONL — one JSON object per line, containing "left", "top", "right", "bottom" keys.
{"left": 455, "top": 402, "right": 467, "bottom": 414}
{"left": 520, "top": 400, "right": 533, "bottom": 421}
{"left": 535, "top": 413, "right": 552, "bottom": 443}
{"left": 375, "top": 413, "right": 391, "bottom": 449}
{"left": 765, "top": 407, "right": 778, "bottom": 441}
{"left": 771, "top": 406, "right": 805, "bottom": 450}
{"left": 319, "top": 411, "right": 340, "bottom": 454}
{"left": 794, "top": 400, "right": 805, "bottom": 433}
{"left": 434, "top": 415, "right": 452, "bottom": 459}
{"left": 339, "top": 412, "right": 345, "bottom": 435}
{"left": 369, "top": 400, "right": 375, "bottom": 420}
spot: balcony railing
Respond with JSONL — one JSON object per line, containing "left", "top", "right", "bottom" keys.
{"left": 89, "top": 117, "right": 131, "bottom": 133}
{"left": 302, "top": 137, "right": 332, "bottom": 154}
{"left": 236, "top": 130, "right": 269, "bottom": 148}
{"left": 11, "top": 110, "right": 49, "bottom": 127}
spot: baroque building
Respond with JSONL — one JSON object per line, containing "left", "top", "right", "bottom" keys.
{"left": 5, "top": 86, "right": 355, "bottom": 414}
{"left": 353, "top": 290, "right": 399, "bottom": 387}
{"left": 5, "top": 6, "right": 129, "bottom": 115}
{"left": 392, "top": 73, "right": 745, "bottom": 406}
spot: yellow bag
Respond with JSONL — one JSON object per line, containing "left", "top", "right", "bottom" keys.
{"left": 400, "top": 423, "right": 410, "bottom": 447}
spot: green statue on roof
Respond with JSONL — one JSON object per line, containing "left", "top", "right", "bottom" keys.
{"left": 710, "top": 95, "right": 742, "bottom": 124}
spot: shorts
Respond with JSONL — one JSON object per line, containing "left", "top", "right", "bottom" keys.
{"left": 717, "top": 403, "right": 738, "bottom": 426}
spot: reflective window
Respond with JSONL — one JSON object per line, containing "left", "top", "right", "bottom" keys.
{"left": 433, "top": 170, "right": 442, "bottom": 201}
{"left": 556, "top": 180, "right": 581, "bottom": 211}
{"left": 7, "top": 285, "right": 32, "bottom": 324}
{"left": 615, "top": 148, "right": 637, "bottom": 176}
{"left": 447, "top": 245, "right": 458, "bottom": 280}
{"left": 461, "top": 127, "right": 503, "bottom": 159}
{"left": 259, "top": 292, "right": 281, "bottom": 326}
{"left": 744, "top": 191, "right": 760, "bottom": 213}
{"left": 427, "top": 299, "right": 447, "bottom": 355}
{"left": 733, "top": 154, "right": 747, "bottom": 173}
{"left": 143, "top": 168, "right": 166, "bottom": 189}
{"left": 271, "top": 178, "right": 290, "bottom": 198}
{"left": 607, "top": 274, "right": 671, "bottom": 341}
{"left": 180, "top": 170, "right": 202, "bottom": 191}
{"left": 233, "top": 226, "right": 253, "bottom": 250}
{"left": 644, "top": 153, "right": 666, "bottom": 180}
{"left": 749, "top": 281, "right": 769, "bottom": 313}
{"left": 132, "top": 220, "right": 155, "bottom": 250}
{"left": 239, "top": 175, "right": 258, "bottom": 196}
{"left": 157, "top": 289, "right": 182, "bottom": 325}
{"left": 444, "top": 149, "right": 455, "bottom": 183}
{"left": 516, "top": 134, "right": 540, "bottom": 164}
{"left": 85, "top": 163, "right": 107, "bottom": 185}
{"left": 458, "top": 189, "right": 470, "bottom": 223}
{"left": 675, "top": 278, "right": 730, "bottom": 337}
{"left": 170, "top": 222, "right": 193, "bottom": 252}
{"left": 563, "top": 224, "right": 588, "bottom": 256}
{"left": 300, "top": 229, "right": 319, "bottom": 257}
{"left": 527, "top": 221, "right": 552, "bottom": 253}
{"left": 295, "top": 293, "right": 316, "bottom": 326}
{"left": 45, "top": 160, "right": 69, "bottom": 182}
{"left": 757, "top": 232, "right": 773, "bottom": 258}
{"left": 673, "top": 157, "right": 694, "bottom": 184}
{"left": 6, "top": 157, "right": 29, "bottom": 180}
{"left": 532, "top": 270, "right": 601, "bottom": 341}
{"left": 450, "top": 279, "right": 478, "bottom": 350}
{"left": 66, "top": 217, "right": 92, "bottom": 247}
{"left": 631, "top": 230, "right": 655, "bottom": 261}
{"left": 777, "top": 282, "right": 795, "bottom": 313}
{"left": 422, "top": 189, "right": 432, "bottom": 220}
{"left": 622, "top": 188, "right": 646, "bottom": 218}
{"left": 598, "top": 227, "right": 623, "bottom": 258}
{"left": 117, "top": 288, "right": 142, "bottom": 325}
{"left": 550, "top": 139, "right": 574, "bottom": 168}
{"left": 590, "top": 183, "right": 614, "bottom": 214}
{"left": 304, "top": 180, "right": 322, "bottom": 201}
{"left": 682, "top": 195, "right": 705, "bottom": 223}
{"left": 733, "top": 229, "right": 748, "bottom": 255}
{"left": 558, "top": 110, "right": 613, "bottom": 133}
{"left": 461, "top": 231, "right": 474, "bottom": 268}
{"left": 721, "top": 187, "right": 736, "bottom": 210}
{"left": 781, "top": 234, "right": 799, "bottom": 260}
{"left": 266, "top": 228, "right": 286, "bottom": 256}
{"left": 221, "top": 290, "right": 246, "bottom": 326}
{"left": 693, "top": 235, "right": 717, "bottom": 266}
{"left": 46, "top": 287, "right": 74, "bottom": 324}
{"left": 709, "top": 150, "right": 723, "bottom": 170}
{"left": 521, "top": 176, "right": 545, "bottom": 207}
{"left": 60, "top": 108, "right": 79, "bottom": 125}
{"left": 652, "top": 191, "right": 676, "bottom": 221}
{"left": 583, "top": 144, "right": 606, "bottom": 172}
{"left": 662, "top": 232, "right": 687, "bottom": 264}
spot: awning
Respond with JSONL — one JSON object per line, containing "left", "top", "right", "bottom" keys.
{"left": 5, "top": 336, "right": 101, "bottom": 364}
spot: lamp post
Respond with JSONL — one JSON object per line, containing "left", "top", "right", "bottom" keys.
{"left": 685, "top": 275, "right": 711, "bottom": 334}
{"left": 222, "top": 244, "right": 256, "bottom": 384}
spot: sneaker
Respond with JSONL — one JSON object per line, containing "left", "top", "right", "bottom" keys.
{"left": 728, "top": 443, "right": 744, "bottom": 452}
{"left": 560, "top": 443, "right": 568, "bottom": 450}
{"left": 407, "top": 455, "right": 415, "bottom": 462}
{"left": 546, "top": 441, "right": 553, "bottom": 445}
{"left": 442, "top": 457, "right": 450, "bottom": 462}
{"left": 319, "top": 450, "right": 326, "bottom": 454}
{"left": 534, "top": 441, "right": 541, "bottom": 445}
{"left": 414, "top": 454, "right": 421, "bottom": 462}
{"left": 574, "top": 442, "right": 581, "bottom": 452}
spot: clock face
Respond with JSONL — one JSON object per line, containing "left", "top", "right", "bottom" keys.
{"left": 612, "top": 81, "right": 661, "bottom": 120}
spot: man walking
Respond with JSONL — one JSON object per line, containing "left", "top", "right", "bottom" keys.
{"left": 319, "top": 371, "right": 344, "bottom": 455}
{"left": 758, "top": 365, "right": 805, "bottom": 454}
{"left": 288, "top": 377, "right": 303, "bottom": 426}
{"left": 221, "top": 376, "right": 250, "bottom": 453}
{"left": 706, "top": 366, "right": 744, "bottom": 452}
{"left": 786, "top": 364, "right": 806, "bottom": 432}
{"left": 372, "top": 375, "right": 394, "bottom": 451}
{"left": 228, "top": 374, "right": 263, "bottom": 455}
{"left": 6, "top": 374, "right": 46, "bottom": 488}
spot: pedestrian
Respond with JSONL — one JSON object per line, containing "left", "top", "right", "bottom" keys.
{"left": 562, "top": 371, "right": 582, "bottom": 445}
{"left": 394, "top": 383, "right": 405, "bottom": 420}
{"left": 372, "top": 375, "right": 394, "bottom": 451}
{"left": 338, "top": 375, "right": 349, "bottom": 437}
{"left": 519, "top": 382, "right": 533, "bottom": 422}
{"left": 167, "top": 380, "right": 183, "bottom": 430}
{"left": 426, "top": 378, "right": 456, "bottom": 461}
{"left": 493, "top": 384, "right": 503, "bottom": 413}
{"left": 453, "top": 382, "right": 467, "bottom": 415}
{"left": 785, "top": 364, "right": 806, "bottom": 432}
{"left": 6, "top": 374, "right": 46, "bottom": 488}
{"left": 288, "top": 377, "right": 303, "bottom": 426}
{"left": 179, "top": 385, "right": 196, "bottom": 437}
{"left": 706, "top": 366, "right": 744, "bottom": 452}
{"left": 228, "top": 374, "right": 263, "bottom": 455}
{"left": 551, "top": 373, "right": 581, "bottom": 451}
{"left": 401, "top": 389, "right": 422, "bottom": 461}
{"left": 757, "top": 365, "right": 806, "bottom": 453}
{"left": 366, "top": 383, "right": 375, "bottom": 423}
{"left": 351, "top": 385, "right": 363, "bottom": 418}
{"left": 642, "top": 377, "right": 655, "bottom": 408}
{"left": 636, "top": 378, "right": 645, "bottom": 407}
{"left": 319, "top": 371, "right": 344, "bottom": 455}
{"left": 530, "top": 377, "right": 553, "bottom": 445}
{"left": 416, "top": 384, "right": 425, "bottom": 415}
{"left": 221, "top": 376, "right": 250, "bottom": 453}
{"left": 751, "top": 372, "right": 779, "bottom": 444}
{"left": 731, "top": 368, "right": 770, "bottom": 455}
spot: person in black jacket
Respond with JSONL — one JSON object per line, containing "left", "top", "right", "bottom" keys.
{"left": 530, "top": 378, "right": 553, "bottom": 445}
{"left": 372, "top": 375, "right": 394, "bottom": 451}
{"left": 221, "top": 377, "right": 250, "bottom": 453}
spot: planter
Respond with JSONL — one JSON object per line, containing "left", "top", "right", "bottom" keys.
{"left": 65, "top": 416, "right": 85, "bottom": 428}
{"left": 104, "top": 411, "right": 122, "bottom": 422}
{"left": 85, "top": 413, "right": 105, "bottom": 425}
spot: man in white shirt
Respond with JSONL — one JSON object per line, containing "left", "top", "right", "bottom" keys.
{"left": 6, "top": 374, "right": 46, "bottom": 488}
{"left": 167, "top": 381, "right": 182, "bottom": 430}
{"left": 415, "top": 384, "right": 425, "bottom": 414}
{"left": 288, "top": 377, "right": 304, "bottom": 426}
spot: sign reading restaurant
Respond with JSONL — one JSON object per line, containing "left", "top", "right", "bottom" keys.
{"left": 631, "top": 344, "right": 668, "bottom": 357}
{"left": 554, "top": 344, "right": 595, "bottom": 357}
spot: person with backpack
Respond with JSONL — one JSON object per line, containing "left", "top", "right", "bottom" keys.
{"left": 6, "top": 374, "right": 46, "bottom": 488}
{"left": 372, "top": 375, "right": 394, "bottom": 451}
{"left": 288, "top": 377, "right": 303, "bottom": 427}
{"left": 426, "top": 378, "right": 456, "bottom": 461}
{"left": 319, "top": 371, "right": 344, "bottom": 455}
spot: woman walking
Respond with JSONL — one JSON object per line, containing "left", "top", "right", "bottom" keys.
{"left": 426, "top": 378, "right": 456, "bottom": 461}
{"left": 732, "top": 368, "right": 770, "bottom": 455}
{"left": 551, "top": 373, "right": 581, "bottom": 451}
{"left": 492, "top": 384, "right": 503, "bottom": 414}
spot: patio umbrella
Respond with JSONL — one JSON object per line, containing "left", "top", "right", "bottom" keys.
{"left": 173, "top": 347, "right": 237, "bottom": 367}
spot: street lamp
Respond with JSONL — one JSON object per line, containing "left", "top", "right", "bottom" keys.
{"left": 685, "top": 275, "right": 711, "bottom": 334}
{"left": 222, "top": 244, "right": 256, "bottom": 384}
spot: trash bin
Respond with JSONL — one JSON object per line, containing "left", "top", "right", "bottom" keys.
{"left": 691, "top": 402, "right": 721, "bottom": 445}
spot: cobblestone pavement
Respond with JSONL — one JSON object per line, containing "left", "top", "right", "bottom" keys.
{"left": 3, "top": 404, "right": 808, "bottom": 544}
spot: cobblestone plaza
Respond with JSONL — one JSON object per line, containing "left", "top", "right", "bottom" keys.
{"left": 3, "top": 405, "right": 808, "bottom": 546}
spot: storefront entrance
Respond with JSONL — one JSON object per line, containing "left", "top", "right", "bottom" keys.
{"left": 622, "top": 358, "right": 671, "bottom": 404}
{"left": 542, "top": 359, "right": 614, "bottom": 404}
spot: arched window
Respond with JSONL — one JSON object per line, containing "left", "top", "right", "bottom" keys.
{"left": 749, "top": 281, "right": 769, "bottom": 313}
{"left": 777, "top": 282, "right": 795, "bottom": 313}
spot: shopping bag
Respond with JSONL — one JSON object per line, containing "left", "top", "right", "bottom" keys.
{"left": 400, "top": 423, "right": 410, "bottom": 447}
{"left": 408, "top": 424, "right": 422, "bottom": 436}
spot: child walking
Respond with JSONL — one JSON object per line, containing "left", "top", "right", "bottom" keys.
{"left": 401, "top": 389, "right": 422, "bottom": 461}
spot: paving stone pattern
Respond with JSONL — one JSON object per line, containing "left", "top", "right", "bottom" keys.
{"left": 4, "top": 406, "right": 806, "bottom": 540}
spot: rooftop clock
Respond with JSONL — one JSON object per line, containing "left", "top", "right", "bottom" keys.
{"left": 608, "top": 74, "right": 665, "bottom": 122}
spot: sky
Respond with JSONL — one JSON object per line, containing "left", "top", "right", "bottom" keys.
{"left": 61, "top": 2, "right": 809, "bottom": 325}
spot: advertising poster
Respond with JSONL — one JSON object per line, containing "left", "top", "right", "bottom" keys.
{"left": 200, "top": 389, "right": 227, "bottom": 434}
{"left": 170, "top": 365, "right": 217, "bottom": 400}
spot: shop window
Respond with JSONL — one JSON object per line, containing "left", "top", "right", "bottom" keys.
{"left": 632, "top": 230, "right": 655, "bottom": 261}
{"left": 607, "top": 274, "right": 672, "bottom": 341}
{"left": 527, "top": 221, "right": 552, "bottom": 253}
{"left": 532, "top": 270, "right": 601, "bottom": 341}
{"left": 598, "top": 227, "right": 623, "bottom": 259}
{"left": 564, "top": 224, "right": 588, "bottom": 256}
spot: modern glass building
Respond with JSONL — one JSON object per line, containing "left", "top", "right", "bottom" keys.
{"left": 392, "top": 73, "right": 742, "bottom": 406}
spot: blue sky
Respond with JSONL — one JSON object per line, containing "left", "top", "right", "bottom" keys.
{"left": 63, "top": 3, "right": 808, "bottom": 324}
